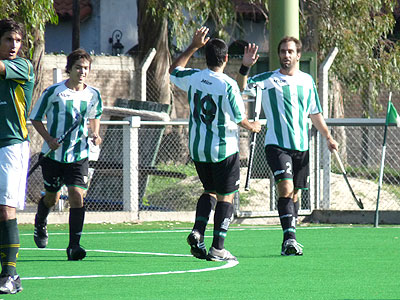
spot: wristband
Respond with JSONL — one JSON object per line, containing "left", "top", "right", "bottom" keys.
{"left": 239, "top": 64, "right": 250, "bottom": 76}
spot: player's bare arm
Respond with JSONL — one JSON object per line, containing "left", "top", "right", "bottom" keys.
{"left": 239, "top": 118, "right": 261, "bottom": 133}
{"left": 310, "top": 113, "right": 338, "bottom": 152}
{"left": 30, "top": 120, "right": 60, "bottom": 150}
{"left": 169, "top": 26, "right": 210, "bottom": 74}
{"left": 89, "top": 118, "right": 102, "bottom": 146}
{"left": 237, "top": 43, "right": 259, "bottom": 91}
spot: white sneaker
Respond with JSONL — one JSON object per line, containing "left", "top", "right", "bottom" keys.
{"left": 281, "top": 239, "right": 303, "bottom": 256}
{"left": 206, "top": 247, "right": 237, "bottom": 262}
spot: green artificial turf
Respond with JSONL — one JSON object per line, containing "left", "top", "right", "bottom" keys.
{"left": 3, "top": 223, "right": 399, "bottom": 300}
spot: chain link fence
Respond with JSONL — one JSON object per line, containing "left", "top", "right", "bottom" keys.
{"left": 23, "top": 117, "right": 400, "bottom": 220}
{"left": 326, "top": 122, "right": 400, "bottom": 211}
{"left": 20, "top": 54, "right": 400, "bottom": 221}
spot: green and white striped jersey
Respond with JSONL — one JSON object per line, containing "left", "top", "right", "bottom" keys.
{"left": 30, "top": 80, "right": 103, "bottom": 163}
{"left": 170, "top": 67, "right": 246, "bottom": 163}
{"left": 0, "top": 57, "right": 34, "bottom": 148}
{"left": 248, "top": 69, "right": 322, "bottom": 151}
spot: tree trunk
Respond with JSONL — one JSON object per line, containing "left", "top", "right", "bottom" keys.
{"left": 137, "top": 0, "right": 172, "bottom": 113}
{"left": 31, "top": 29, "right": 45, "bottom": 107}
{"left": 330, "top": 75, "right": 347, "bottom": 162}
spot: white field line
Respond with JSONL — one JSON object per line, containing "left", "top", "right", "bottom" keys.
{"left": 20, "top": 247, "right": 192, "bottom": 257}
{"left": 19, "top": 226, "right": 335, "bottom": 237}
{"left": 18, "top": 226, "right": 392, "bottom": 281}
{"left": 20, "top": 247, "right": 238, "bottom": 281}
{"left": 18, "top": 227, "right": 333, "bottom": 281}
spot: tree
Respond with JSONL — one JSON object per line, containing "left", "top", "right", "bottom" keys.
{"left": 0, "top": 0, "right": 58, "bottom": 101}
{"left": 301, "top": 0, "right": 400, "bottom": 118}
{"left": 143, "top": 0, "right": 400, "bottom": 119}
{"left": 139, "top": 0, "right": 246, "bottom": 117}
{"left": 137, "top": 0, "right": 171, "bottom": 112}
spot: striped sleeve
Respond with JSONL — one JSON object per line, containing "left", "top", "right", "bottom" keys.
{"left": 170, "top": 66, "right": 200, "bottom": 92}
{"left": 88, "top": 87, "right": 103, "bottom": 119}
{"left": 226, "top": 81, "right": 246, "bottom": 124}
{"left": 309, "top": 77, "right": 322, "bottom": 114}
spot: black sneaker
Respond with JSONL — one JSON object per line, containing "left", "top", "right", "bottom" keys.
{"left": 34, "top": 218, "right": 48, "bottom": 248}
{"left": 0, "top": 275, "right": 23, "bottom": 294}
{"left": 187, "top": 230, "right": 207, "bottom": 259}
{"left": 66, "top": 246, "right": 86, "bottom": 261}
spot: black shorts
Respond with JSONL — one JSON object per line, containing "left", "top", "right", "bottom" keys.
{"left": 194, "top": 153, "right": 240, "bottom": 195}
{"left": 265, "top": 145, "right": 309, "bottom": 190}
{"left": 40, "top": 156, "right": 89, "bottom": 193}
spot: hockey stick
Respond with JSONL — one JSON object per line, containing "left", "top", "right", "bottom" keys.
{"left": 28, "top": 111, "right": 82, "bottom": 177}
{"left": 333, "top": 149, "right": 364, "bottom": 209}
{"left": 244, "top": 83, "right": 263, "bottom": 191}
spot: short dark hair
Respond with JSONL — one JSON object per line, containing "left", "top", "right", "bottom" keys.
{"left": 65, "top": 48, "right": 92, "bottom": 73}
{"left": 0, "top": 19, "right": 25, "bottom": 40}
{"left": 278, "top": 36, "right": 302, "bottom": 54}
{"left": 205, "top": 38, "right": 228, "bottom": 68}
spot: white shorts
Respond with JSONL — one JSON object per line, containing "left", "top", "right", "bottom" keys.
{"left": 0, "top": 141, "right": 30, "bottom": 210}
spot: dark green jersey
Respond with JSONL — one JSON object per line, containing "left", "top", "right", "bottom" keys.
{"left": 0, "top": 56, "right": 34, "bottom": 148}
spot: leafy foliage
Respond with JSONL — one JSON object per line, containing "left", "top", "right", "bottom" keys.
{"left": 0, "top": 0, "right": 58, "bottom": 58}
{"left": 147, "top": 0, "right": 400, "bottom": 116}
{"left": 147, "top": 0, "right": 247, "bottom": 50}
{"left": 301, "top": 0, "right": 400, "bottom": 116}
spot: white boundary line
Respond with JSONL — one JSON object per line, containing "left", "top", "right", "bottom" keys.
{"left": 19, "top": 226, "right": 335, "bottom": 237}
{"left": 19, "top": 248, "right": 238, "bottom": 281}
{"left": 20, "top": 226, "right": 386, "bottom": 280}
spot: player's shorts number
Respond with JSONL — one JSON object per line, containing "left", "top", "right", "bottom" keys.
{"left": 193, "top": 92, "right": 216, "bottom": 125}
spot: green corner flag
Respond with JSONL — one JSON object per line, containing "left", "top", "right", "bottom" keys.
{"left": 376, "top": 92, "right": 398, "bottom": 227}
{"left": 386, "top": 100, "right": 400, "bottom": 126}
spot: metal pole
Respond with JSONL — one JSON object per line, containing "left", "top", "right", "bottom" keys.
{"left": 139, "top": 48, "right": 156, "bottom": 101}
{"left": 375, "top": 93, "right": 392, "bottom": 227}
{"left": 268, "top": 0, "right": 299, "bottom": 71}
{"left": 317, "top": 47, "right": 338, "bottom": 209}
{"left": 123, "top": 116, "right": 140, "bottom": 219}
{"left": 72, "top": 0, "right": 80, "bottom": 50}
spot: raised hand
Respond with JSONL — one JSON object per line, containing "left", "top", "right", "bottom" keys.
{"left": 243, "top": 43, "right": 259, "bottom": 67}
{"left": 191, "top": 26, "right": 210, "bottom": 49}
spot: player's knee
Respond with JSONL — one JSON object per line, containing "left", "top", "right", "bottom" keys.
{"left": 277, "top": 180, "right": 294, "bottom": 198}
{"left": 44, "top": 193, "right": 58, "bottom": 208}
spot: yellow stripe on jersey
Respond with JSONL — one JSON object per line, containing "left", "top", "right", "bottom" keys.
{"left": 2, "top": 262, "right": 17, "bottom": 267}
{"left": 14, "top": 84, "right": 28, "bottom": 139}
{"left": 0, "top": 244, "right": 21, "bottom": 248}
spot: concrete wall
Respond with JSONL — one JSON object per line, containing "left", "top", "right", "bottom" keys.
{"left": 45, "top": 0, "right": 138, "bottom": 55}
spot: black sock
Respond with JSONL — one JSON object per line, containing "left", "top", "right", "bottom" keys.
{"left": 212, "top": 202, "right": 233, "bottom": 250}
{"left": 35, "top": 196, "right": 51, "bottom": 226}
{"left": 277, "top": 197, "right": 296, "bottom": 241}
{"left": 0, "top": 219, "right": 20, "bottom": 277}
{"left": 69, "top": 207, "right": 85, "bottom": 248}
{"left": 294, "top": 200, "right": 300, "bottom": 225}
{"left": 193, "top": 194, "right": 216, "bottom": 238}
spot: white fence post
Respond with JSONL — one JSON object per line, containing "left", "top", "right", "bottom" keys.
{"left": 53, "top": 68, "right": 62, "bottom": 84}
{"left": 318, "top": 47, "right": 338, "bottom": 209}
{"left": 139, "top": 48, "right": 156, "bottom": 102}
{"left": 123, "top": 116, "right": 140, "bottom": 218}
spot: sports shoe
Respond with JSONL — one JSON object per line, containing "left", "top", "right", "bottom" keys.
{"left": 187, "top": 230, "right": 207, "bottom": 259}
{"left": 34, "top": 219, "right": 48, "bottom": 248}
{"left": 281, "top": 239, "right": 303, "bottom": 256}
{"left": 0, "top": 275, "right": 23, "bottom": 294}
{"left": 67, "top": 246, "right": 86, "bottom": 261}
{"left": 206, "top": 247, "right": 237, "bottom": 262}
